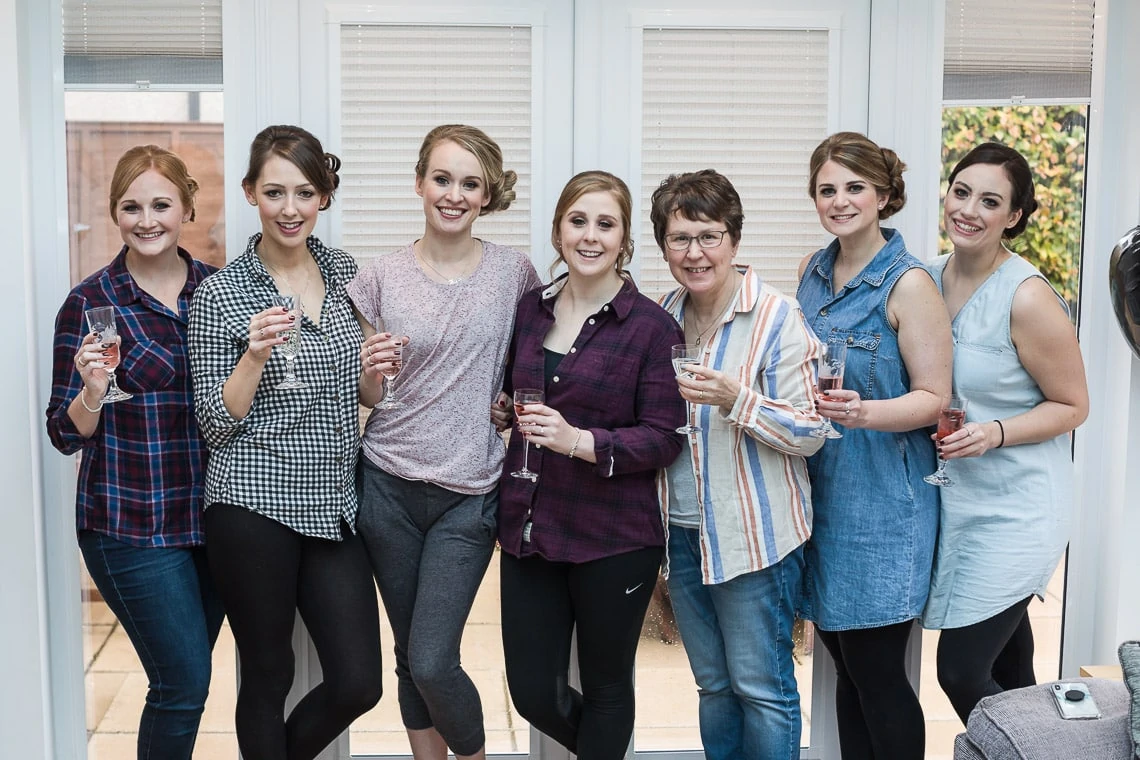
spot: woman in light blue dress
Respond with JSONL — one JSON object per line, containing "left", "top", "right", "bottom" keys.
{"left": 797, "top": 132, "right": 953, "bottom": 759}
{"left": 923, "top": 142, "right": 1088, "bottom": 724}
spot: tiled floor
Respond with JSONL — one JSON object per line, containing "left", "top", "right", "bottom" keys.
{"left": 82, "top": 554, "right": 1063, "bottom": 759}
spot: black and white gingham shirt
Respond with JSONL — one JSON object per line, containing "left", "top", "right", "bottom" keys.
{"left": 188, "top": 234, "right": 363, "bottom": 539}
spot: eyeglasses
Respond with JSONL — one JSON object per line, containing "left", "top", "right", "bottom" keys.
{"left": 664, "top": 230, "right": 729, "bottom": 251}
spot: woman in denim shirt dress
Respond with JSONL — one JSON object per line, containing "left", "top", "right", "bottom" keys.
{"left": 796, "top": 132, "right": 952, "bottom": 759}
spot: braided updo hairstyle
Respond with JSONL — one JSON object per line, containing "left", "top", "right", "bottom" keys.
{"left": 808, "top": 131, "right": 907, "bottom": 219}
{"left": 415, "top": 124, "right": 517, "bottom": 216}
{"left": 243, "top": 125, "right": 341, "bottom": 210}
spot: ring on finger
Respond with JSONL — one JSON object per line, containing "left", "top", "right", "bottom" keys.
{"left": 966, "top": 427, "right": 973, "bottom": 437}
{"left": 844, "top": 401, "right": 851, "bottom": 414}
{"left": 77, "top": 357, "right": 88, "bottom": 368}
{"left": 258, "top": 328, "right": 264, "bottom": 337}
{"left": 699, "top": 390, "right": 706, "bottom": 400}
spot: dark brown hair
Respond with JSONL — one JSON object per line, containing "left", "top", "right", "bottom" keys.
{"left": 243, "top": 125, "right": 340, "bottom": 210}
{"left": 947, "top": 142, "right": 1038, "bottom": 239}
{"left": 650, "top": 169, "right": 744, "bottom": 251}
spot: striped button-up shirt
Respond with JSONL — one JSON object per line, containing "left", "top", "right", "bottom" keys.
{"left": 46, "top": 247, "right": 216, "bottom": 548}
{"left": 659, "top": 266, "right": 825, "bottom": 584}
{"left": 188, "top": 234, "right": 363, "bottom": 539}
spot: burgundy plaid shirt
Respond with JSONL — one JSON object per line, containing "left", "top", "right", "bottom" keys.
{"left": 498, "top": 276, "right": 686, "bottom": 564}
{"left": 46, "top": 247, "right": 216, "bottom": 548}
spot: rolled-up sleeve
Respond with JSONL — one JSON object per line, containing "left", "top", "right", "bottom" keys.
{"left": 188, "top": 278, "right": 248, "bottom": 449}
{"left": 724, "top": 302, "right": 825, "bottom": 456}
{"left": 45, "top": 293, "right": 92, "bottom": 455}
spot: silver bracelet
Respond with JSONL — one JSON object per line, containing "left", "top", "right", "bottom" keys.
{"left": 79, "top": 388, "right": 103, "bottom": 413}
{"left": 568, "top": 427, "right": 582, "bottom": 459}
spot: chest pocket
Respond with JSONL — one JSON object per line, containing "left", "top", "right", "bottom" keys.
{"left": 119, "top": 339, "right": 178, "bottom": 392}
{"left": 575, "top": 353, "right": 642, "bottom": 425}
{"left": 829, "top": 329, "right": 881, "bottom": 400}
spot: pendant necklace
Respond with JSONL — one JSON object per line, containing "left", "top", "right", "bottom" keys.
{"left": 416, "top": 240, "right": 481, "bottom": 285}
{"left": 686, "top": 280, "right": 741, "bottom": 346}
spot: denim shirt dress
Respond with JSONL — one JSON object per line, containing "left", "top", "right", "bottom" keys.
{"left": 795, "top": 228, "right": 939, "bottom": 631}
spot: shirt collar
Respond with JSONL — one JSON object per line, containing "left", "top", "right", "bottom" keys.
{"left": 540, "top": 273, "right": 639, "bottom": 319}
{"left": 105, "top": 245, "right": 203, "bottom": 306}
{"left": 241, "top": 232, "right": 344, "bottom": 291}
{"left": 813, "top": 227, "right": 906, "bottom": 289}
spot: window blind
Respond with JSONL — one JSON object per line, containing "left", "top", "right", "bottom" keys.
{"left": 62, "top": 0, "right": 223, "bottom": 86}
{"left": 640, "top": 27, "right": 830, "bottom": 300}
{"left": 943, "top": 0, "right": 1095, "bottom": 102}
{"left": 339, "top": 24, "right": 532, "bottom": 261}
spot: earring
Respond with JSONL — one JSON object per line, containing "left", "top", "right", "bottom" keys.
{"left": 249, "top": 200, "right": 258, "bottom": 207}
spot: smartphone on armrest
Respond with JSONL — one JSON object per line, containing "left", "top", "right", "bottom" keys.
{"left": 1051, "top": 682, "right": 1101, "bottom": 719}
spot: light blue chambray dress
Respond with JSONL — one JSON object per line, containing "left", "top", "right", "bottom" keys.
{"left": 922, "top": 253, "right": 1073, "bottom": 629}
{"left": 796, "top": 229, "right": 940, "bottom": 631}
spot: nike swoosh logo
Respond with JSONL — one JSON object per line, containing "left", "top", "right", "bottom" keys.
{"left": 625, "top": 583, "right": 644, "bottom": 595}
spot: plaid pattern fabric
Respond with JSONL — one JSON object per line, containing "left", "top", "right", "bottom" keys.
{"left": 46, "top": 247, "right": 217, "bottom": 548}
{"left": 188, "top": 234, "right": 364, "bottom": 539}
{"left": 497, "top": 276, "right": 686, "bottom": 564}
{"left": 658, "top": 266, "right": 825, "bottom": 584}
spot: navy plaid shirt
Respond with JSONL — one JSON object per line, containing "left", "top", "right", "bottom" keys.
{"left": 46, "top": 247, "right": 217, "bottom": 548}
{"left": 498, "top": 276, "right": 686, "bottom": 563}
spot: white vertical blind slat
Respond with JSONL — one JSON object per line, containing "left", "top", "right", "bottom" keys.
{"left": 339, "top": 24, "right": 533, "bottom": 261}
{"left": 639, "top": 27, "right": 829, "bottom": 300}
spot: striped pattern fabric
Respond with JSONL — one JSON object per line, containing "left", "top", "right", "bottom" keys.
{"left": 659, "top": 266, "right": 824, "bottom": 584}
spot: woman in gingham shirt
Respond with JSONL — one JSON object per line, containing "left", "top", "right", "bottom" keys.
{"left": 188, "top": 125, "right": 382, "bottom": 760}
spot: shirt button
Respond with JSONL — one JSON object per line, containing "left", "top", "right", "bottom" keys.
{"left": 334, "top": 394, "right": 341, "bottom": 400}
{"left": 336, "top": 455, "right": 344, "bottom": 463}
{"left": 821, "top": 308, "right": 828, "bottom": 317}
{"left": 570, "top": 347, "right": 577, "bottom": 353}
{"left": 552, "top": 376, "right": 560, "bottom": 383}
{"left": 588, "top": 318, "right": 596, "bottom": 325}
{"left": 603, "top": 305, "right": 610, "bottom": 311}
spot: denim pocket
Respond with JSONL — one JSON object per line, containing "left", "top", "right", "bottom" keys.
{"left": 830, "top": 329, "right": 882, "bottom": 400}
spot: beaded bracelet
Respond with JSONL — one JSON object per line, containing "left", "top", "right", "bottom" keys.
{"left": 993, "top": 419, "right": 1005, "bottom": 448}
{"left": 568, "top": 427, "right": 582, "bottom": 459}
{"left": 79, "top": 388, "right": 103, "bottom": 413}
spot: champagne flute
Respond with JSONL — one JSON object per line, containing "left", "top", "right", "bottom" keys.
{"left": 671, "top": 344, "right": 702, "bottom": 434}
{"left": 811, "top": 340, "right": 848, "bottom": 439}
{"left": 84, "top": 305, "right": 133, "bottom": 403}
{"left": 376, "top": 332, "right": 404, "bottom": 410}
{"left": 510, "top": 388, "right": 544, "bottom": 482}
{"left": 271, "top": 294, "right": 308, "bottom": 390}
{"left": 924, "top": 394, "right": 969, "bottom": 487}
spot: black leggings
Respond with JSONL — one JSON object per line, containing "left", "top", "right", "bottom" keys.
{"left": 205, "top": 504, "right": 383, "bottom": 760}
{"left": 936, "top": 596, "right": 1035, "bottom": 724}
{"left": 500, "top": 547, "right": 662, "bottom": 760}
{"left": 816, "top": 621, "right": 924, "bottom": 760}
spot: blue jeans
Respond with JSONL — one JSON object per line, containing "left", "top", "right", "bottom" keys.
{"left": 666, "top": 527, "right": 803, "bottom": 760}
{"left": 79, "top": 530, "right": 225, "bottom": 760}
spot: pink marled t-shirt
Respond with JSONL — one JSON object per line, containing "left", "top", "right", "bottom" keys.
{"left": 347, "top": 240, "right": 541, "bottom": 494}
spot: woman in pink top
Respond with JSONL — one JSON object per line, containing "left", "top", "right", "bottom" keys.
{"left": 347, "top": 124, "right": 540, "bottom": 760}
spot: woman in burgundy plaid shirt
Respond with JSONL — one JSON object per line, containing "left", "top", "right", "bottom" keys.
{"left": 497, "top": 171, "right": 685, "bottom": 759}
{"left": 46, "top": 145, "right": 225, "bottom": 759}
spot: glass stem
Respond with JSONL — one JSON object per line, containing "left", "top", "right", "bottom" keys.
{"left": 522, "top": 440, "right": 530, "bottom": 471}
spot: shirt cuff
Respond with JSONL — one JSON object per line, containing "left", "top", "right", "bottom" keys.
{"left": 198, "top": 381, "right": 247, "bottom": 445}
{"left": 588, "top": 427, "right": 616, "bottom": 478}
{"left": 723, "top": 383, "right": 752, "bottom": 425}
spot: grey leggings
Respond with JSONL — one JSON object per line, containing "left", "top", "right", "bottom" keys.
{"left": 356, "top": 460, "right": 497, "bottom": 756}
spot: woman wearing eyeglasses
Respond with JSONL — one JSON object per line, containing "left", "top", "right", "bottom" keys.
{"left": 653, "top": 169, "right": 825, "bottom": 760}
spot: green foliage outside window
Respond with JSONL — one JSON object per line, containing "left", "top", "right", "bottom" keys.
{"left": 940, "top": 105, "right": 1087, "bottom": 307}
